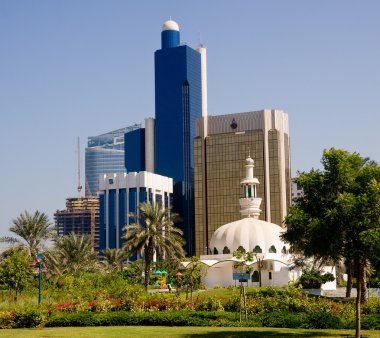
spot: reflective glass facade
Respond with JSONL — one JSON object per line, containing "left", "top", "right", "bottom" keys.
{"left": 194, "top": 110, "right": 291, "bottom": 257}
{"left": 124, "top": 128, "right": 145, "bottom": 172}
{"left": 155, "top": 40, "right": 202, "bottom": 256}
{"left": 85, "top": 125, "right": 141, "bottom": 197}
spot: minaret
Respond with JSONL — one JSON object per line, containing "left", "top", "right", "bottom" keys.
{"left": 161, "top": 20, "right": 180, "bottom": 49}
{"left": 239, "top": 155, "right": 262, "bottom": 218}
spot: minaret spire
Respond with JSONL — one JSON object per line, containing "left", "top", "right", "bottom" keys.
{"left": 239, "top": 155, "right": 262, "bottom": 218}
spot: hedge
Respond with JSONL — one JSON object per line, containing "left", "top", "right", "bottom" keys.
{"left": 1, "top": 308, "right": 379, "bottom": 330}
{"left": 45, "top": 311, "right": 237, "bottom": 327}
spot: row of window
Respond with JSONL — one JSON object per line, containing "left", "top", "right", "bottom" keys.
{"left": 213, "top": 245, "right": 288, "bottom": 255}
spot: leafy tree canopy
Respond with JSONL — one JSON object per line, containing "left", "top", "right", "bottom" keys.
{"left": 283, "top": 148, "right": 380, "bottom": 266}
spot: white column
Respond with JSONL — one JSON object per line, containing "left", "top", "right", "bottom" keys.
{"left": 196, "top": 45, "right": 208, "bottom": 138}
{"left": 145, "top": 118, "right": 155, "bottom": 173}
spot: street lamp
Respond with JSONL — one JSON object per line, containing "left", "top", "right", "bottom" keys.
{"left": 36, "top": 253, "right": 43, "bottom": 305}
{"left": 175, "top": 271, "right": 182, "bottom": 295}
{"left": 255, "top": 253, "right": 264, "bottom": 287}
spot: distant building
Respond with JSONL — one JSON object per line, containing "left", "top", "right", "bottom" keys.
{"left": 85, "top": 124, "right": 142, "bottom": 197}
{"left": 291, "top": 181, "right": 303, "bottom": 201}
{"left": 98, "top": 171, "right": 173, "bottom": 251}
{"left": 54, "top": 197, "right": 100, "bottom": 251}
{"left": 194, "top": 109, "right": 291, "bottom": 256}
{"left": 154, "top": 20, "right": 204, "bottom": 255}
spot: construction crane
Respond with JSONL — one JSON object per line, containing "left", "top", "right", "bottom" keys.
{"left": 77, "top": 137, "right": 83, "bottom": 195}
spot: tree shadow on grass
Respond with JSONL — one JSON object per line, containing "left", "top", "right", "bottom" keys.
{"left": 181, "top": 330, "right": 352, "bottom": 338}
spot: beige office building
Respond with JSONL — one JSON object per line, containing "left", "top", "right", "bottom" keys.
{"left": 194, "top": 109, "right": 291, "bottom": 256}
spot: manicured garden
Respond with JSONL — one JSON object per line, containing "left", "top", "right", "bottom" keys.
{"left": 1, "top": 272, "right": 380, "bottom": 332}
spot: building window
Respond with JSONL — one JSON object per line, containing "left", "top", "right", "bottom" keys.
{"left": 223, "top": 246, "right": 230, "bottom": 254}
{"left": 282, "top": 246, "right": 287, "bottom": 254}
{"left": 237, "top": 246, "right": 246, "bottom": 253}
{"left": 213, "top": 247, "right": 218, "bottom": 255}
{"left": 252, "top": 270, "right": 259, "bottom": 282}
{"left": 269, "top": 245, "right": 277, "bottom": 253}
{"left": 269, "top": 271, "right": 272, "bottom": 280}
{"left": 252, "top": 245, "right": 262, "bottom": 253}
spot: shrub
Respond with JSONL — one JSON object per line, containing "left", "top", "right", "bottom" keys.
{"left": 46, "top": 312, "right": 94, "bottom": 327}
{"left": 363, "top": 296, "right": 380, "bottom": 315}
{"left": 46, "top": 310, "right": 234, "bottom": 327}
{"left": 13, "top": 308, "right": 46, "bottom": 328}
{"left": 224, "top": 296, "right": 240, "bottom": 312}
{"left": 195, "top": 296, "right": 224, "bottom": 312}
{"left": 361, "top": 314, "right": 380, "bottom": 330}
{"left": 296, "top": 270, "right": 335, "bottom": 289}
{"left": 260, "top": 311, "right": 306, "bottom": 328}
{"left": 304, "top": 311, "right": 342, "bottom": 329}
{"left": 0, "top": 311, "right": 16, "bottom": 329}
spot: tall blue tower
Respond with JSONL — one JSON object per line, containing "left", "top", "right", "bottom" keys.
{"left": 154, "top": 20, "right": 202, "bottom": 256}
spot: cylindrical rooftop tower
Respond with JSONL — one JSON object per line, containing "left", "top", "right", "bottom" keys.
{"left": 161, "top": 19, "right": 180, "bottom": 49}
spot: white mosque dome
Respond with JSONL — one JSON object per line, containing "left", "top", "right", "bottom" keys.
{"left": 162, "top": 20, "right": 179, "bottom": 31}
{"left": 210, "top": 217, "right": 289, "bottom": 255}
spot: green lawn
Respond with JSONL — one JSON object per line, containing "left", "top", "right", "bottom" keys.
{"left": 0, "top": 326, "right": 378, "bottom": 338}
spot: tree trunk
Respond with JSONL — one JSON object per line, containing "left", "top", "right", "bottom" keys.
{"left": 355, "top": 260, "right": 363, "bottom": 338}
{"left": 190, "top": 283, "right": 193, "bottom": 304}
{"left": 239, "top": 282, "right": 242, "bottom": 322}
{"left": 360, "top": 270, "right": 367, "bottom": 303}
{"left": 346, "top": 260, "right": 353, "bottom": 298}
{"left": 144, "top": 244, "right": 154, "bottom": 290}
{"left": 243, "top": 285, "right": 248, "bottom": 320}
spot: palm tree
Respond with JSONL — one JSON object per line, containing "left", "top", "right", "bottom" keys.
{"left": 123, "top": 201, "right": 185, "bottom": 289}
{"left": 0, "top": 210, "right": 54, "bottom": 257}
{"left": 44, "top": 233, "right": 99, "bottom": 276}
{"left": 101, "top": 248, "right": 129, "bottom": 272}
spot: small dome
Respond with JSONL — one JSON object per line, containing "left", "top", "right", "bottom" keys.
{"left": 162, "top": 20, "right": 179, "bottom": 31}
{"left": 246, "top": 156, "right": 254, "bottom": 165}
{"left": 210, "top": 217, "right": 288, "bottom": 255}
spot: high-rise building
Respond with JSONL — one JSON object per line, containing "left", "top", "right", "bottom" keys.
{"left": 194, "top": 109, "right": 291, "bottom": 256}
{"left": 54, "top": 197, "right": 100, "bottom": 251}
{"left": 98, "top": 171, "right": 173, "bottom": 251}
{"left": 124, "top": 118, "right": 156, "bottom": 173}
{"left": 154, "top": 20, "right": 204, "bottom": 255}
{"left": 85, "top": 124, "right": 141, "bottom": 197}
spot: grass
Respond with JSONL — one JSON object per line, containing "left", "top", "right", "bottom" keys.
{"left": 0, "top": 326, "right": 378, "bottom": 338}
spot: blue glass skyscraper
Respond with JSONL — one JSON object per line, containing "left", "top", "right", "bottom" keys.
{"left": 85, "top": 124, "right": 141, "bottom": 197}
{"left": 154, "top": 20, "right": 202, "bottom": 255}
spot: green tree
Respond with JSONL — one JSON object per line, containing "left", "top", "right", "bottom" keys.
{"left": 101, "top": 248, "right": 129, "bottom": 272}
{"left": 123, "top": 201, "right": 185, "bottom": 290}
{"left": 0, "top": 248, "right": 33, "bottom": 300}
{"left": 282, "top": 148, "right": 380, "bottom": 338}
{"left": 233, "top": 249, "right": 254, "bottom": 322}
{"left": 182, "top": 256, "right": 204, "bottom": 302}
{"left": 44, "top": 233, "right": 99, "bottom": 276}
{"left": 0, "top": 210, "right": 53, "bottom": 257}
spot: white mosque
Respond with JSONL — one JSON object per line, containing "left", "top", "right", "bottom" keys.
{"left": 184, "top": 155, "right": 336, "bottom": 290}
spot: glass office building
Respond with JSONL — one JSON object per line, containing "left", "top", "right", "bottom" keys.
{"left": 154, "top": 20, "right": 202, "bottom": 255}
{"left": 85, "top": 124, "right": 141, "bottom": 197}
{"left": 194, "top": 110, "right": 291, "bottom": 256}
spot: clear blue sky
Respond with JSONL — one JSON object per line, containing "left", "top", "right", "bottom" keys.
{"left": 1, "top": 1, "right": 379, "bottom": 235}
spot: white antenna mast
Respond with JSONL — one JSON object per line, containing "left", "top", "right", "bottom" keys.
{"left": 77, "top": 137, "right": 82, "bottom": 195}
